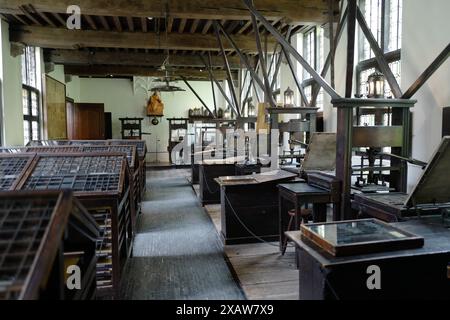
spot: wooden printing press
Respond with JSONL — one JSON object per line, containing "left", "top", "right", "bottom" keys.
{"left": 266, "top": 106, "right": 318, "bottom": 167}
{"left": 0, "top": 190, "right": 99, "bottom": 300}
{"left": 284, "top": 137, "right": 450, "bottom": 300}
{"left": 354, "top": 136, "right": 450, "bottom": 222}
{"left": 215, "top": 170, "right": 298, "bottom": 244}
{"left": 14, "top": 152, "right": 135, "bottom": 299}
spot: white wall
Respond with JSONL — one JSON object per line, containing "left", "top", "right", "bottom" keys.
{"left": 47, "top": 65, "right": 81, "bottom": 102}
{"left": 79, "top": 78, "right": 215, "bottom": 162}
{"left": 401, "top": 0, "right": 450, "bottom": 190}
{"left": 1, "top": 19, "right": 24, "bottom": 146}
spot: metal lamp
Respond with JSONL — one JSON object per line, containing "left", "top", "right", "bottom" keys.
{"left": 248, "top": 101, "right": 256, "bottom": 117}
{"left": 367, "top": 70, "right": 385, "bottom": 98}
{"left": 284, "top": 87, "right": 295, "bottom": 107}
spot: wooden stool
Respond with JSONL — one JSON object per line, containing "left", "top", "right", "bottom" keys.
{"left": 281, "top": 208, "right": 312, "bottom": 255}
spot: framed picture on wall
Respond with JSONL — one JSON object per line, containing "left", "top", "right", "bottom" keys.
{"left": 43, "top": 75, "right": 67, "bottom": 139}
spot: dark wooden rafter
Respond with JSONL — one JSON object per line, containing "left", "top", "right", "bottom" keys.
{"left": 167, "top": 17, "right": 174, "bottom": 32}
{"left": 214, "top": 21, "right": 268, "bottom": 106}
{"left": 126, "top": 17, "right": 134, "bottom": 32}
{"left": 202, "top": 20, "right": 212, "bottom": 34}
{"left": 190, "top": 19, "right": 200, "bottom": 33}
{"left": 345, "top": 0, "right": 357, "bottom": 98}
{"left": 243, "top": 0, "right": 340, "bottom": 100}
{"left": 269, "top": 26, "right": 292, "bottom": 91}
{"left": 214, "top": 21, "right": 240, "bottom": 115}
{"left": 250, "top": 13, "right": 275, "bottom": 107}
{"left": 208, "top": 52, "right": 218, "bottom": 115}
{"left": 112, "top": 16, "right": 122, "bottom": 32}
{"left": 356, "top": 6, "right": 402, "bottom": 98}
{"left": 201, "top": 55, "right": 240, "bottom": 116}
{"left": 18, "top": 5, "right": 41, "bottom": 25}
{"left": 181, "top": 76, "right": 216, "bottom": 118}
{"left": 311, "top": 6, "right": 348, "bottom": 105}
{"left": 283, "top": 45, "right": 310, "bottom": 107}
{"left": 85, "top": 15, "right": 97, "bottom": 30}
{"left": 140, "top": 17, "right": 147, "bottom": 32}
{"left": 328, "top": 0, "right": 335, "bottom": 89}
{"left": 402, "top": 43, "right": 450, "bottom": 99}
{"left": 98, "top": 16, "right": 110, "bottom": 30}
{"left": 178, "top": 18, "right": 187, "bottom": 33}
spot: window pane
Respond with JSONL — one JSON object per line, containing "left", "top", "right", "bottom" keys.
{"left": 22, "top": 89, "right": 29, "bottom": 115}
{"left": 387, "top": 0, "right": 402, "bottom": 52}
{"left": 316, "top": 89, "right": 324, "bottom": 111}
{"left": 303, "top": 29, "right": 315, "bottom": 80}
{"left": 317, "top": 27, "right": 325, "bottom": 72}
{"left": 32, "top": 121, "right": 39, "bottom": 141}
{"left": 22, "top": 46, "right": 37, "bottom": 88}
{"left": 359, "top": 0, "right": 382, "bottom": 61}
{"left": 21, "top": 55, "right": 27, "bottom": 85}
{"left": 385, "top": 60, "right": 402, "bottom": 98}
{"left": 31, "top": 91, "right": 38, "bottom": 116}
{"left": 23, "top": 120, "right": 30, "bottom": 145}
{"left": 304, "top": 86, "right": 312, "bottom": 106}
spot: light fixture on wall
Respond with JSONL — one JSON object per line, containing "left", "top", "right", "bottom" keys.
{"left": 151, "top": 117, "right": 160, "bottom": 125}
{"left": 366, "top": 70, "right": 386, "bottom": 99}
{"left": 284, "top": 87, "right": 295, "bottom": 108}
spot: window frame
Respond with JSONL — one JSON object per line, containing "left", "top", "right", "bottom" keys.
{"left": 21, "top": 46, "right": 41, "bottom": 145}
{"left": 298, "top": 26, "right": 325, "bottom": 110}
{"left": 356, "top": 0, "right": 402, "bottom": 97}
{"left": 356, "top": 0, "right": 402, "bottom": 126}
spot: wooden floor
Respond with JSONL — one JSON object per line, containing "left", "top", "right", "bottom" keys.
{"left": 196, "top": 186, "right": 300, "bottom": 300}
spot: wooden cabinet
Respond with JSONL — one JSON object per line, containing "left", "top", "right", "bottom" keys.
{"left": 67, "top": 103, "right": 105, "bottom": 140}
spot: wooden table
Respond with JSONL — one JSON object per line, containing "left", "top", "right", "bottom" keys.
{"left": 278, "top": 182, "right": 334, "bottom": 252}
{"left": 286, "top": 217, "right": 450, "bottom": 300}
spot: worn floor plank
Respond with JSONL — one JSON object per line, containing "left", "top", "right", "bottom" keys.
{"left": 120, "top": 169, "right": 245, "bottom": 300}
{"left": 198, "top": 187, "right": 299, "bottom": 300}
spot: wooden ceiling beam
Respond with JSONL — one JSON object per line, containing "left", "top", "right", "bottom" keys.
{"left": 46, "top": 49, "right": 243, "bottom": 69}
{"left": 64, "top": 65, "right": 229, "bottom": 80}
{"left": 10, "top": 25, "right": 276, "bottom": 52}
{"left": 0, "top": 0, "right": 338, "bottom": 24}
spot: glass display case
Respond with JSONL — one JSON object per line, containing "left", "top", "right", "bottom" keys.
{"left": 300, "top": 219, "right": 424, "bottom": 256}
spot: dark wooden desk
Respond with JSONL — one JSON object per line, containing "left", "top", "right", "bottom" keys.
{"left": 216, "top": 170, "right": 298, "bottom": 244}
{"left": 278, "top": 182, "right": 334, "bottom": 252}
{"left": 286, "top": 217, "right": 450, "bottom": 300}
{"left": 199, "top": 162, "right": 237, "bottom": 205}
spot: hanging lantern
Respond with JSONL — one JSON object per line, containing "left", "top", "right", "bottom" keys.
{"left": 248, "top": 102, "right": 256, "bottom": 117}
{"left": 284, "top": 87, "right": 295, "bottom": 108}
{"left": 224, "top": 106, "right": 232, "bottom": 119}
{"left": 367, "top": 70, "right": 385, "bottom": 98}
